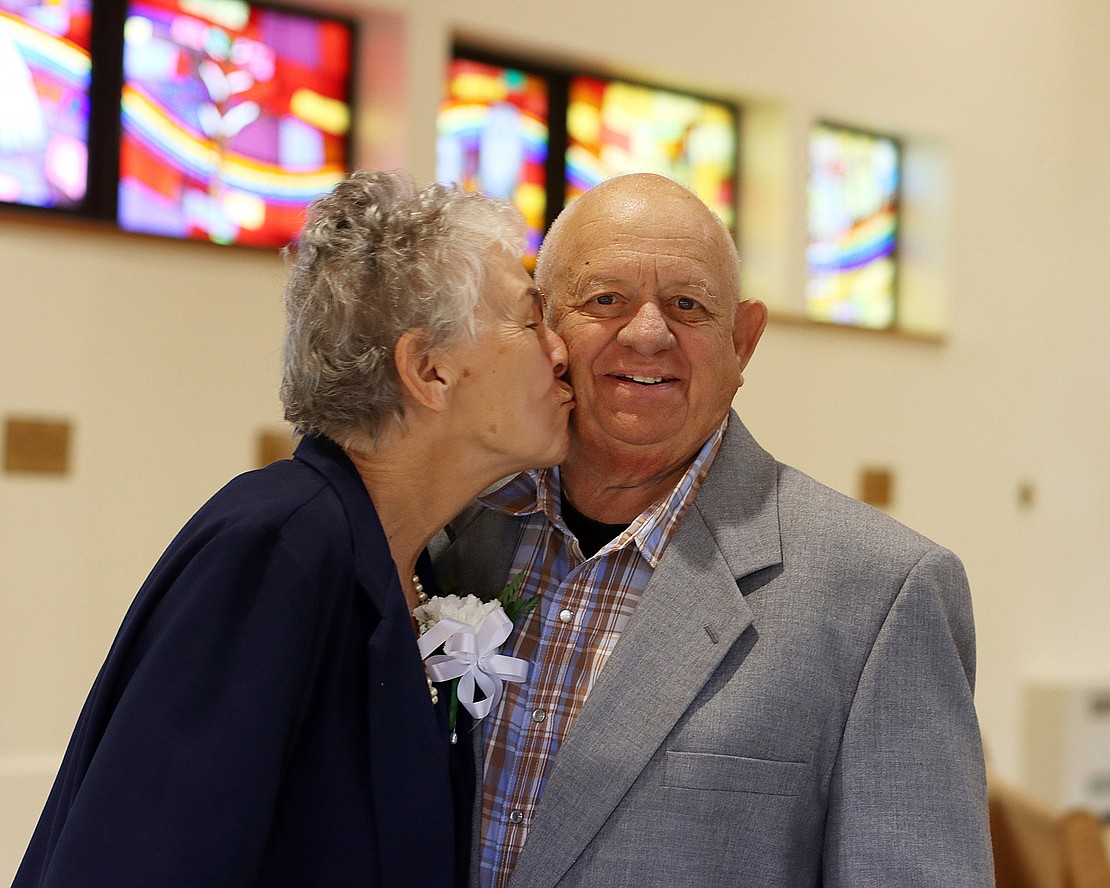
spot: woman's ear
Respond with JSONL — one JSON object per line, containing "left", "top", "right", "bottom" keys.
{"left": 394, "top": 330, "right": 455, "bottom": 412}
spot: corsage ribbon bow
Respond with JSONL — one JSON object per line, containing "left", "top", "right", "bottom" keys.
{"left": 416, "top": 609, "right": 529, "bottom": 719}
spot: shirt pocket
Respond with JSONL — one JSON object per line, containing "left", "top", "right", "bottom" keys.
{"left": 663, "top": 750, "right": 806, "bottom": 797}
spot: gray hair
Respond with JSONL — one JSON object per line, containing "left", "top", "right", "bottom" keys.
{"left": 280, "top": 170, "right": 526, "bottom": 445}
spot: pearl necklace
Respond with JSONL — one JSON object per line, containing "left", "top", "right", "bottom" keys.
{"left": 413, "top": 573, "right": 438, "bottom": 705}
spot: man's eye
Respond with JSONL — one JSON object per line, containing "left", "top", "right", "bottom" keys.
{"left": 675, "top": 296, "right": 698, "bottom": 310}
{"left": 595, "top": 293, "right": 617, "bottom": 305}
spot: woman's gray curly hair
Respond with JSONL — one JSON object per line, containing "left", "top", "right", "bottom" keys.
{"left": 280, "top": 170, "right": 526, "bottom": 446}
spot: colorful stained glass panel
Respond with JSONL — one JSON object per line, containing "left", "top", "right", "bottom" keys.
{"left": 565, "top": 76, "right": 737, "bottom": 230}
{"left": 805, "top": 123, "right": 900, "bottom": 329}
{"left": 118, "top": 0, "right": 353, "bottom": 246}
{"left": 0, "top": 0, "right": 92, "bottom": 209}
{"left": 437, "top": 57, "right": 549, "bottom": 263}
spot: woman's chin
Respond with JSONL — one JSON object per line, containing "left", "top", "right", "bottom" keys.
{"left": 501, "top": 434, "right": 570, "bottom": 478}
{"left": 551, "top": 432, "right": 571, "bottom": 467}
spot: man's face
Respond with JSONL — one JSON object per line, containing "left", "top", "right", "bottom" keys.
{"left": 540, "top": 177, "right": 765, "bottom": 481}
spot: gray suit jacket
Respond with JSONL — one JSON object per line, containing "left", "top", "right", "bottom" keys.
{"left": 434, "top": 412, "right": 994, "bottom": 888}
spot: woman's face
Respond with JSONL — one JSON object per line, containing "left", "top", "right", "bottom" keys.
{"left": 447, "top": 247, "right": 574, "bottom": 476}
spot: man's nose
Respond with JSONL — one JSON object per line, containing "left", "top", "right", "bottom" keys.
{"left": 616, "top": 302, "right": 676, "bottom": 354}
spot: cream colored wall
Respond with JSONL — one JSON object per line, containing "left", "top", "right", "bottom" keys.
{"left": 3, "top": 0, "right": 1108, "bottom": 878}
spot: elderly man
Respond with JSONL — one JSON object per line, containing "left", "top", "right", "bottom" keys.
{"left": 436, "top": 173, "right": 994, "bottom": 888}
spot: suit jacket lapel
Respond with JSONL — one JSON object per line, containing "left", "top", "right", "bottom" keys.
{"left": 507, "top": 414, "right": 783, "bottom": 888}
{"left": 437, "top": 501, "right": 522, "bottom": 602}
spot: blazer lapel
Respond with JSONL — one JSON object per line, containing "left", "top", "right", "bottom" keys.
{"left": 507, "top": 414, "right": 783, "bottom": 888}
{"left": 434, "top": 503, "right": 522, "bottom": 601}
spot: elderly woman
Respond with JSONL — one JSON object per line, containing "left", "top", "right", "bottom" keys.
{"left": 14, "top": 171, "right": 573, "bottom": 888}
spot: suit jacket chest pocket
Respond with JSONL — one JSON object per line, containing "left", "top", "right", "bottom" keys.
{"left": 663, "top": 750, "right": 805, "bottom": 796}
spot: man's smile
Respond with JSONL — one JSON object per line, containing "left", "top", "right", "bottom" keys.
{"left": 612, "top": 374, "right": 675, "bottom": 385}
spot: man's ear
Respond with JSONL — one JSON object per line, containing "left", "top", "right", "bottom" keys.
{"left": 395, "top": 330, "right": 454, "bottom": 412}
{"left": 732, "top": 299, "right": 768, "bottom": 381}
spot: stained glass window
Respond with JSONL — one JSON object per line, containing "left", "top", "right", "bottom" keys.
{"left": 806, "top": 123, "right": 900, "bottom": 329}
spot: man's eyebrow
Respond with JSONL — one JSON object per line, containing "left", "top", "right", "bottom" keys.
{"left": 575, "top": 276, "right": 625, "bottom": 293}
{"left": 576, "top": 276, "right": 718, "bottom": 299}
{"left": 682, "top": 280, "right": 718, "bottom": 299}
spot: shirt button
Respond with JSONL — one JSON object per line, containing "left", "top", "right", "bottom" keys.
{"left": 558, "top": 609, "right": 573, "bottom": 622}
{"left": 509, "top": 810, "right": 524, "bottom": 823}
{"left": 531, "top": 708, "right": 547, "bottom": 723}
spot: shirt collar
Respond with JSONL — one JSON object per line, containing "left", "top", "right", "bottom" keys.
{"left": 480, "top": 417, "right": 728, "bottom": 568}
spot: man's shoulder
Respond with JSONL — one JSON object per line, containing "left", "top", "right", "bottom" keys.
{"left": 699, "top": 430, "right": 957, "bottom": 580}
{"left": 692, "top": 452, "right": 972, "bottom": 655}
{"left": 710, "top": 416, "right": 947, "bottom": 558}
{"left": 773, "top": 461, "right": 943, "bottom": 558}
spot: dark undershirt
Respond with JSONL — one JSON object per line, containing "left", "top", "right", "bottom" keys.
{"left": 560, "top": 490, "right": 631, "bottom": 559}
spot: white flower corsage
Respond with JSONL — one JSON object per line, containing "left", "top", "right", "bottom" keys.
{"left": 414, "top": 573, "right": 536, "bottom": 740}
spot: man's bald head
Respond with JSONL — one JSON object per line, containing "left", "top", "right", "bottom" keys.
{"left": 534, "top": 173, "right": 741, "bottom": 312}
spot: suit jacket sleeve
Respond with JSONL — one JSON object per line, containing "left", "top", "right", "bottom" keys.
{"left": 17, "top": 521, "right": 347, "bottom": 888}
{"left": 822, "top": 546, "right": 993, "bottom": 887}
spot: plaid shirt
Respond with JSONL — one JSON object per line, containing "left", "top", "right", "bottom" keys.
{"left": 476, "top": 420, "right": 727, "bottom": 888}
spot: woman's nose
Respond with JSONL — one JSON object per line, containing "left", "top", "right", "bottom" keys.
{"left": 545, "top": 326, "right": 568, "bottom": 377}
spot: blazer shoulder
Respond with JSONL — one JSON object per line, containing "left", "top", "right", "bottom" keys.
{"left": 207, "top": 459, "right": 339, "bottom": 529}
{"left": 775, "top": 461, "right": 952, "bottom": 564}
{"left": 145, "top": 460, "right": 359, "bottom": 619}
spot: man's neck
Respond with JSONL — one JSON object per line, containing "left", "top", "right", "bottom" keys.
{"left": 559, "top": 489, "right": 630, "bottom": 558}
{"left": 559, "top": 447, "right": 696, "bottom": 524}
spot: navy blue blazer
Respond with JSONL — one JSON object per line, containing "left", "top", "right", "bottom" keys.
{"left": 15, "top": 435, "right": 470, "bottom": 888}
